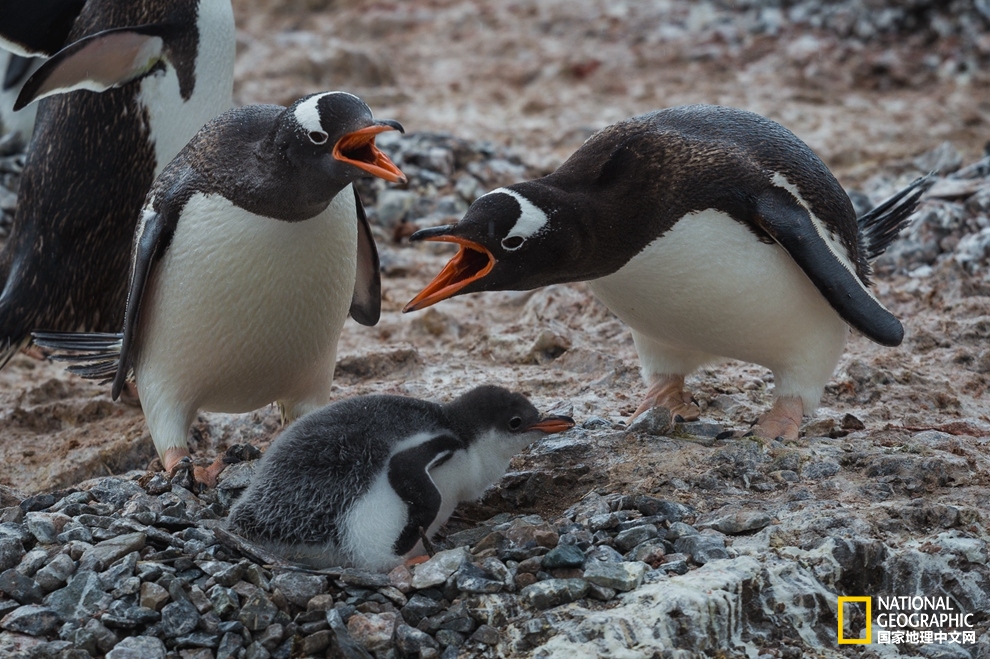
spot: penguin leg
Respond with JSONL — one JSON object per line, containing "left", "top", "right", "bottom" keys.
{"left": 745, "top": 396, "right": 805, "bottom": 442}
{"left": 628, "top": 330, "right": 713, "bottom": 421}
{"left": 143, "top": 398, "right": 225, "bottom": 488}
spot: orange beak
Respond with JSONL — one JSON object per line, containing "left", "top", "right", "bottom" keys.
{"left": 403, "top": 235, "right": 495, "bottom": 312}
{"left": 333, "top": 125, "right": 407, "bottom": 183}
{"left": 525, "top": 415, "right": 575, "bottom": 433}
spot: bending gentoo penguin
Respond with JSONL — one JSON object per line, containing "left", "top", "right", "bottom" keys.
{"left": 35, "top": 91, "right": 407, "bottom": 486}
{"left": 227, "top": 386, "right": 575, "bottom": 571}
{"left": 403, "top": 105, "right": 930, "bottom": 440}
{"left": 0, "top": 0, "right": 235, "bottom": 366}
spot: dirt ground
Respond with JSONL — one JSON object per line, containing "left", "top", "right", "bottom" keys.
{"left": 1, "top": 0, "right": 989, "bottom": 512}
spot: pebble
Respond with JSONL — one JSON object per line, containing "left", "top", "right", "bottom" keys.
{"left": 105, "top": 635, "right": 166, "bottom": 659}
{"left": 583, "top": 561, "right": 649, "bottom": 591}
{"left": 270, "top": 571, "right": 327, "bottom": 607}
{"left": 673, "top": 534, "right": 729, "bottom": 565}
{"left": 410, "top": 547, "right": 470, "bottom": 589}
{"left": 705, "top": 509, "right": 772, "bottom": 535}
{"left": 2, "top": 604, "right": 60, "bottom": 635}
{"left": 541, "top": 543, "right": 585, "bottom": 569}
{"left": 520, "top": 578, "right": 589, "bottom": 610}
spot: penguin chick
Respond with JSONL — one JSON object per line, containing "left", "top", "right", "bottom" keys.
{"left": 0, "top": 0, "right": 235, "bottom": 367}
{"left": 34, "top": 91, "right": 406, "bottom": 486}
{"left": 227, "top": 386, "right": 575, "bottom": 572}
{"left": 403, "top": 105, "right": 930, "bottom": 441}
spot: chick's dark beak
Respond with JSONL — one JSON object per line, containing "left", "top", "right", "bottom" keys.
{"left": 333, "top": 122, "right": 407, "bottom": 183}
{"left": 525, "top": 415, "right": 575, "bottom": 434}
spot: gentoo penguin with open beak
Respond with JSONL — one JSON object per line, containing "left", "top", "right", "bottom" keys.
{"left": 228, "top": 386, "right": 575, "bottom": 571}
{"left": 0, "top": 0, "right": 235, "bottom": 366}
{"left": 34, "top": 91, "right": 407, "bottom": 486}
{"left": 403, "top": 105, "right": 929, "bottom": 441}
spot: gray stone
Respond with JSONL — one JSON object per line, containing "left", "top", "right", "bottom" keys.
{"left": 453, "top": 562, "right": 503, "bottom": 594}
{"left": 802, "top": 460, "right": 840, "bottom": 480}
{"left": 401, "top": 593, "right": 443, "bottom": 627}
{"left": 666, "top": 522, "right": 699, "bottom": 541}
{"left": 105, "top": 635, "right": 167, "bottom": 659}
{"left": 614, "top": 524, "right": 660, "bottom": 552}
{"left": 339, "top": 567, "right": 390, "bottom": 589}
{"left": 541, "top": 543, "right": 585, "bottom": 569}
{"left": 674, "top": 533, "right": 728, "bottom": 564}
{"left": 0, "top": 568, "right": 43, "bottom": 603}
{"left": 627, "top": 406, "right": 674, "bottom": 435}
{"left": 44, "top": 570, "right": 111, "bottom": 622}
{"left": 271, "top": 571, "right": 327, "bottom": 607}
{"left": 469, "top": 623, "right": 500, "bottom": 646}
{"left": 1, "top": 604, "right": 60, "bottom": 636}
{"left": 395, "top": 623, "right": 440, "bottom": 655}
{"left": 216, "top": 631, "right": 243, "bottom": 659}
{"left": 88, "top": 479, "right": 145, "bottom": 509}
{"left": 16, "top": 548, "right": 49, "bottom": 577}
{"left": 520, "top": 578, "right": 589, "bottom": 609}
{"left": 583, "top": 560, "right": 649, "bottom": 592}
{"left": 56, "top": 525, "right": 93, "bottom": 544}
{"left": 410, "top": 547, "right": 470, "bottom": 589}
{"left": 300, "top": 629, "right": 332, "bottom": 655}
{"left": 376, "top": 188, "right": 418, "bottom": 227}
{"left": 175, "top": 631, "right": 221, "bottom": 649}
{"left": 634, "top": 497, "right": 693, "bottom": 522}
{"left": 706, "top": 510, "right": 772, "bottom": 535}
{"left": 140, "top": 581, "right": 170, "bottom": 611}
{"left": 239, "top": 592, "right": 278, "bottom": 631}
{"left": 208, "top": 585, "right": 239, "bottom": 619}
{"left": 161, "top": 599, "right": 199, "bottom": 637}
{"left": 585, "top": 545, "right": 624, "bottom": 563}
{"left": 0, "top": 538, "right": 25, "bottom": 571}
{"left": 78, "top": 533, "right": 145, "bottom": 572}
{"left": 34, "top": 554, "right": 76, "bottom": 592}
{"left": 24, "top": 513, "right": 62, "bottom": 545}
{"left": 101, "top": 600, "right": 160, "bottom": 629}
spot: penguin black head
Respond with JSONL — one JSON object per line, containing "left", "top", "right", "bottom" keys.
{"left": 278, "top": 91, "right": 407, "bottom": 189}
{"left": 403, "top": 183, "right": 589, "bottom": 311}
{"left": 444, "top": 385, "right": 575, "bottom": 450}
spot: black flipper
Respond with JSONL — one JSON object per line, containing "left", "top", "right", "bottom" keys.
{"left": 15, "top": 24, "right": 171, "bottom": 110}
{"left": 388, "top": 435, "right": 461, "bottom": 556}
{"left": 857, "top": 175, "right": 932, "bottom": 260}
{"left": 349, "top": 187, "right": 381, "bottom": 326}
{"left": 0, "top": 0, "right": 85, "bottom": 57}
{"left": 754, "top": 186, "right": 904, "bottom": 347}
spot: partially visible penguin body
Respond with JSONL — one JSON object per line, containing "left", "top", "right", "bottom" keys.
{"left": 228, "top": 387, "right": 575, "bottom": 571}
{"left": 0, "top": 0, "right": 235, "bottom": 366}
{"left": 403, "top": 105, "right": 929, "bottom": 440}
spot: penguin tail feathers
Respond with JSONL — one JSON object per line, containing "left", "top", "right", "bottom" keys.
{"left": 858, "top": 174, "right": 933, "bottom": 261}
{"left": 30, "top": 331, "right": 126, "bottom": 385}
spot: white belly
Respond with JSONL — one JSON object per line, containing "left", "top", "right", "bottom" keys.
{"left": 136, "top": 189, "right": 358, "bottom": 415}
{"left": 139, "top": 0, "right": 235, "bottom": 174}
{"left": 588, "top": 209, "right": 848, "bottom": 406}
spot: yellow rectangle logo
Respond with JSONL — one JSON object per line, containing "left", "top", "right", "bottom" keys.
{"left": 838, "top": 596, "right": 872, "bottom": 644}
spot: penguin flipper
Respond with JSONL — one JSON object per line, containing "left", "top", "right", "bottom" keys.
{"left": 387, "top": 435, "right": 460, "bottom": 556}
{"left": 112, "top": 206, "right": 175, "bottom": 400}
{"left": 14, "top": 24, "right": 171, "bottom": 110}
{"left": 754, "top": 186, "right": 904, "bottom": 347}
{"left": 349, "top": 188, "right": 382, "bottom": 326}
{"left": 0, "top": 0, "right": 85, "bottom": 57}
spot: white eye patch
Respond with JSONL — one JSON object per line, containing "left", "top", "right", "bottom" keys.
{"left": 481, "top": 188, "right": 549, "bottom": 251}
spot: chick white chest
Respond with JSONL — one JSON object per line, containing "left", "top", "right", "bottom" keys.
{"left": 136, "top": 188, "right": 358, "bottom": 412}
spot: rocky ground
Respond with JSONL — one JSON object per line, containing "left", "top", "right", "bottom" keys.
{"left": 1, "top": 1, "right": 990, "bottom": 658}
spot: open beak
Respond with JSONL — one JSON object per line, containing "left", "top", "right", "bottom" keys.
{"left": 333, "top": 122, "right": 407, "bottom": 183}
{"left": 402, "top": 232, "right": 495, "bottom": 312}
{"left": 525, "top": 415, "right": 575, "bottom": 434}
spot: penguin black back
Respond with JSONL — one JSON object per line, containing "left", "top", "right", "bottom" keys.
{"left": 0, "top": 0, "right": 232, "bottom": 366}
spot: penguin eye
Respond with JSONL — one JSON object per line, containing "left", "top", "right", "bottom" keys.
{"left": 509, "top": 416, "right": 523, "bottom": 430}
{"left": 308, "top": 131, "right": 329, "bottom": 145}
{"left": 502, "top": 236, "right": 525, "bottom": 251}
